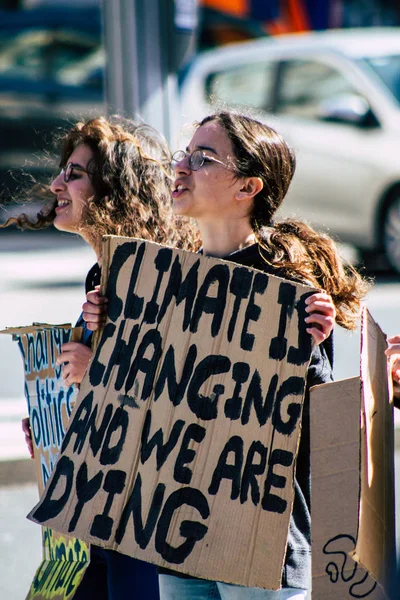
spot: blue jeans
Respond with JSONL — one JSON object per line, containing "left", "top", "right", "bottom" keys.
{"left": 73, "top": 545, "right": 160, "bottom": 600}
{"left": 159, "top": 574, "right": 307, "bottom": 600}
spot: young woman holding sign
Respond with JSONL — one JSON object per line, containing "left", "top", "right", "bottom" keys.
{"left": 163, "top": 112, "right": 368, "bottom": 599}
{"left": 163, "top": 113, "right": 368, "bottom": 598}
{"left": 3, "top": 115, "right": 200, "bottom": 600}
{"left": 83, "top": 111, "right": 368, "bottom": 600}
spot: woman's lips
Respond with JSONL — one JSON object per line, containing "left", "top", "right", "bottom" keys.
{"left": 55, "top": 200, "right": 71, "bottom": 212}
{"left": 172, "top": 182, "right": 188, "bottom": 198}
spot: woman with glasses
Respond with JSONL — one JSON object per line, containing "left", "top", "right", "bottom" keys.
{"left": 153, "top": 111, "right": 369, "bottom": 600}
{"left": 2, "top": 115, "right": 200, "bottom": 600}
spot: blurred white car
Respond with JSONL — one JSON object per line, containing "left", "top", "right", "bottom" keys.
{"left": 179, "top": 28, "right": 400, "bottom": 272}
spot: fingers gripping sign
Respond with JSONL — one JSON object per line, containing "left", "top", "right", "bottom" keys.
{"left": 56, "top": 342, "right": 93, "bottom": 387}
{"left": 82, "top": 285, "right": 108, "bottom": 331}
{"left": 304, "top": 292, "right": 336, "bottom": 344}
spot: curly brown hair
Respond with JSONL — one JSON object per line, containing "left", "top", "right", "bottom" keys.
{"left": 1, "top": 116, "right": 200, "bottom": 255}
{"left": 198, "top": 112, "right": 370, "bottom": 330}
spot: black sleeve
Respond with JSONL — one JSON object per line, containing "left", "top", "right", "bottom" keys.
{"left": 307, "top": 343, "right": 334, "bottom": 391}
{"left": 75, "top": 263, "right": 101, "bottom": 347}
{"left": 300, "top": 344, "right": 334, "bottom": 446}
{"left": 85, "top": 263, "right": 102, "bottom": 294}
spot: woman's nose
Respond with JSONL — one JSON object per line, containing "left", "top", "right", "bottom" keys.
{"left": 50, "top": 171, "right": 66, "bottom": 194}
{"left": 174, "top": 155, "right": 191, "bottom": 174}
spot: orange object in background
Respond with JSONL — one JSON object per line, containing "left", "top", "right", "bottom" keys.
{"left": 211, "top": 26, "right": 254, "bottom": 45}
{"left": 286, "top": 0, "right": 310, "bottom": 31}
{"left": 265, "top": 0, "right": 310, "bottom": 36}
{"left": 201, "top": 0, "right": 312, "bottom": 37}
{"left": 264, "top": 20, "right": 289, "bottom": 35}
{"left": 202, "top": 0, "right": 248, "bottom": 18}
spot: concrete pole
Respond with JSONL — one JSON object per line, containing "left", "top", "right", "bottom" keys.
{"left": 101, "top": 0, "right": 198, "bottom": 145}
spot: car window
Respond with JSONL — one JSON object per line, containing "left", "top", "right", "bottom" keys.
{"left": 362, "top": 55, "right": 400, "bottom": 105}
{"left": 205, "top": 61, "right": 275, "bottom": 110}
{"left": 277, "top": 60, "right": 359, "bottom": 119}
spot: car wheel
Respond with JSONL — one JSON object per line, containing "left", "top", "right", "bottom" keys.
{"left": 383, "top": 191, "right": 400, "bottom": 274}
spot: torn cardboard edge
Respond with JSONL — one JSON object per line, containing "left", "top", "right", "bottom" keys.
{"left": 0, "top": 323, "right": 73, "bottom": 335}
{"left": 1, "top": 324, "right": 83, "bottom": 381}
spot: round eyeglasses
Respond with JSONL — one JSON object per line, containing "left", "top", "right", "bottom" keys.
{"left": 171, "top": 149, "right": 230, "bottom": 171}
{"left": 62, "top": 162, "right": 93, "bottom": 183}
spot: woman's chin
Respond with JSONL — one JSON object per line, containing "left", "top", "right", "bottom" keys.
{"left": 172, "top": 198, "right": 192, "bottom": 218}
{"left": 53, "top": 217, "right": 77, "bottom": 234}
{"left": 53, "top": 218, "right": 67, "bottom": 232}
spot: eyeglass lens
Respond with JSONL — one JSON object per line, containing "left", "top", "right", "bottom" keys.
{"left": 189, "top": 151, "right": 203, "bottom": 170}
{"left": 172, "top": 150, "right": 204, "bottom": 171}
{"left": 63, "top": 163, "right": 72, "bottom": 182}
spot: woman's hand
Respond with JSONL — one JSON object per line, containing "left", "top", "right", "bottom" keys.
{"left": 82, "top": 286, "right": 108, "bottom": 331}
{"left": 305, "top": 292, "right": 336, "bottom": 345}
{"left": 22, "top": 417, "right": 34, "bottom": 459}
{"left": 385, "top": 335, "right": 400, "bottom": 386}
{"left": 56, "top": 342, "right": 93, "bottom": 386}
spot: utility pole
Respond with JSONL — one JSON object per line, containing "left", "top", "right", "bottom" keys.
{"left": 101, "top": 0, "right": 198, "bottom": 145}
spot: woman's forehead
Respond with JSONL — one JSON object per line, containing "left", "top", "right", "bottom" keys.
{"left": 191, "top": 122, "right": 232, "bottom": 155}
{"left": 69, "top": 143, "right": 94, "bottom": 165}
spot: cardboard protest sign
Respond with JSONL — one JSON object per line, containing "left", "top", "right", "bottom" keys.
{"left": 310, "top": 309, "right": 396, "bottom": 599}
{"left": 28, "top": 237, "right": 317, "bottom": 590}
{"left": 354, "top": 309, "right": 396, "bottom": 594}
{"left": 310, "top": 377, "right": 384, "bottom": 599}
{"left": 0, "top": 324, "right": 90, "bottom": 600}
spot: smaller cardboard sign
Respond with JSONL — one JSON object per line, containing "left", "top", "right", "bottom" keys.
{"left": 310, "top": 309, "right": 396, "bottom": 599}
{"left": 0, "top": 324, "right": 90, "bottom": 600}
{"left": 28, "top": 237, "right": 317, "bottom": 590}
{"left": 0, "top": 324, "right": 81, "bottom": 491}
{"left": 311, "top": 378, "right": 383, "bottom": 599}
{"left": 354, "top": 309, "right": 396, "bottom": 595}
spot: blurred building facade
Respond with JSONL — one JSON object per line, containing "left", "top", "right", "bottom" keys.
{"left": 1, "top": 1, "right": 400, "bottom": 48}
{"left": 200, "top": 0, "right": 400, "bottom": 48}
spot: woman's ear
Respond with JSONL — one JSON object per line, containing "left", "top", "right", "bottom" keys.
{"left": 236, "top": 177, "right": 263, "bottom": 201}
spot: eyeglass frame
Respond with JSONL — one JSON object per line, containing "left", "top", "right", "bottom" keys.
{"left": 62, "top": 162, "right": 94, "bottom": 183}
{"left": 171, "top": 149, "right": 234, "bottom": 172}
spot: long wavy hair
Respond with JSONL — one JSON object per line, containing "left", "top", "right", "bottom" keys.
{"left": 198, "top": 111, "right": 369, "bottom": 330}
{"left": 1, "top": 116, "right": 200, "bottom": 255}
